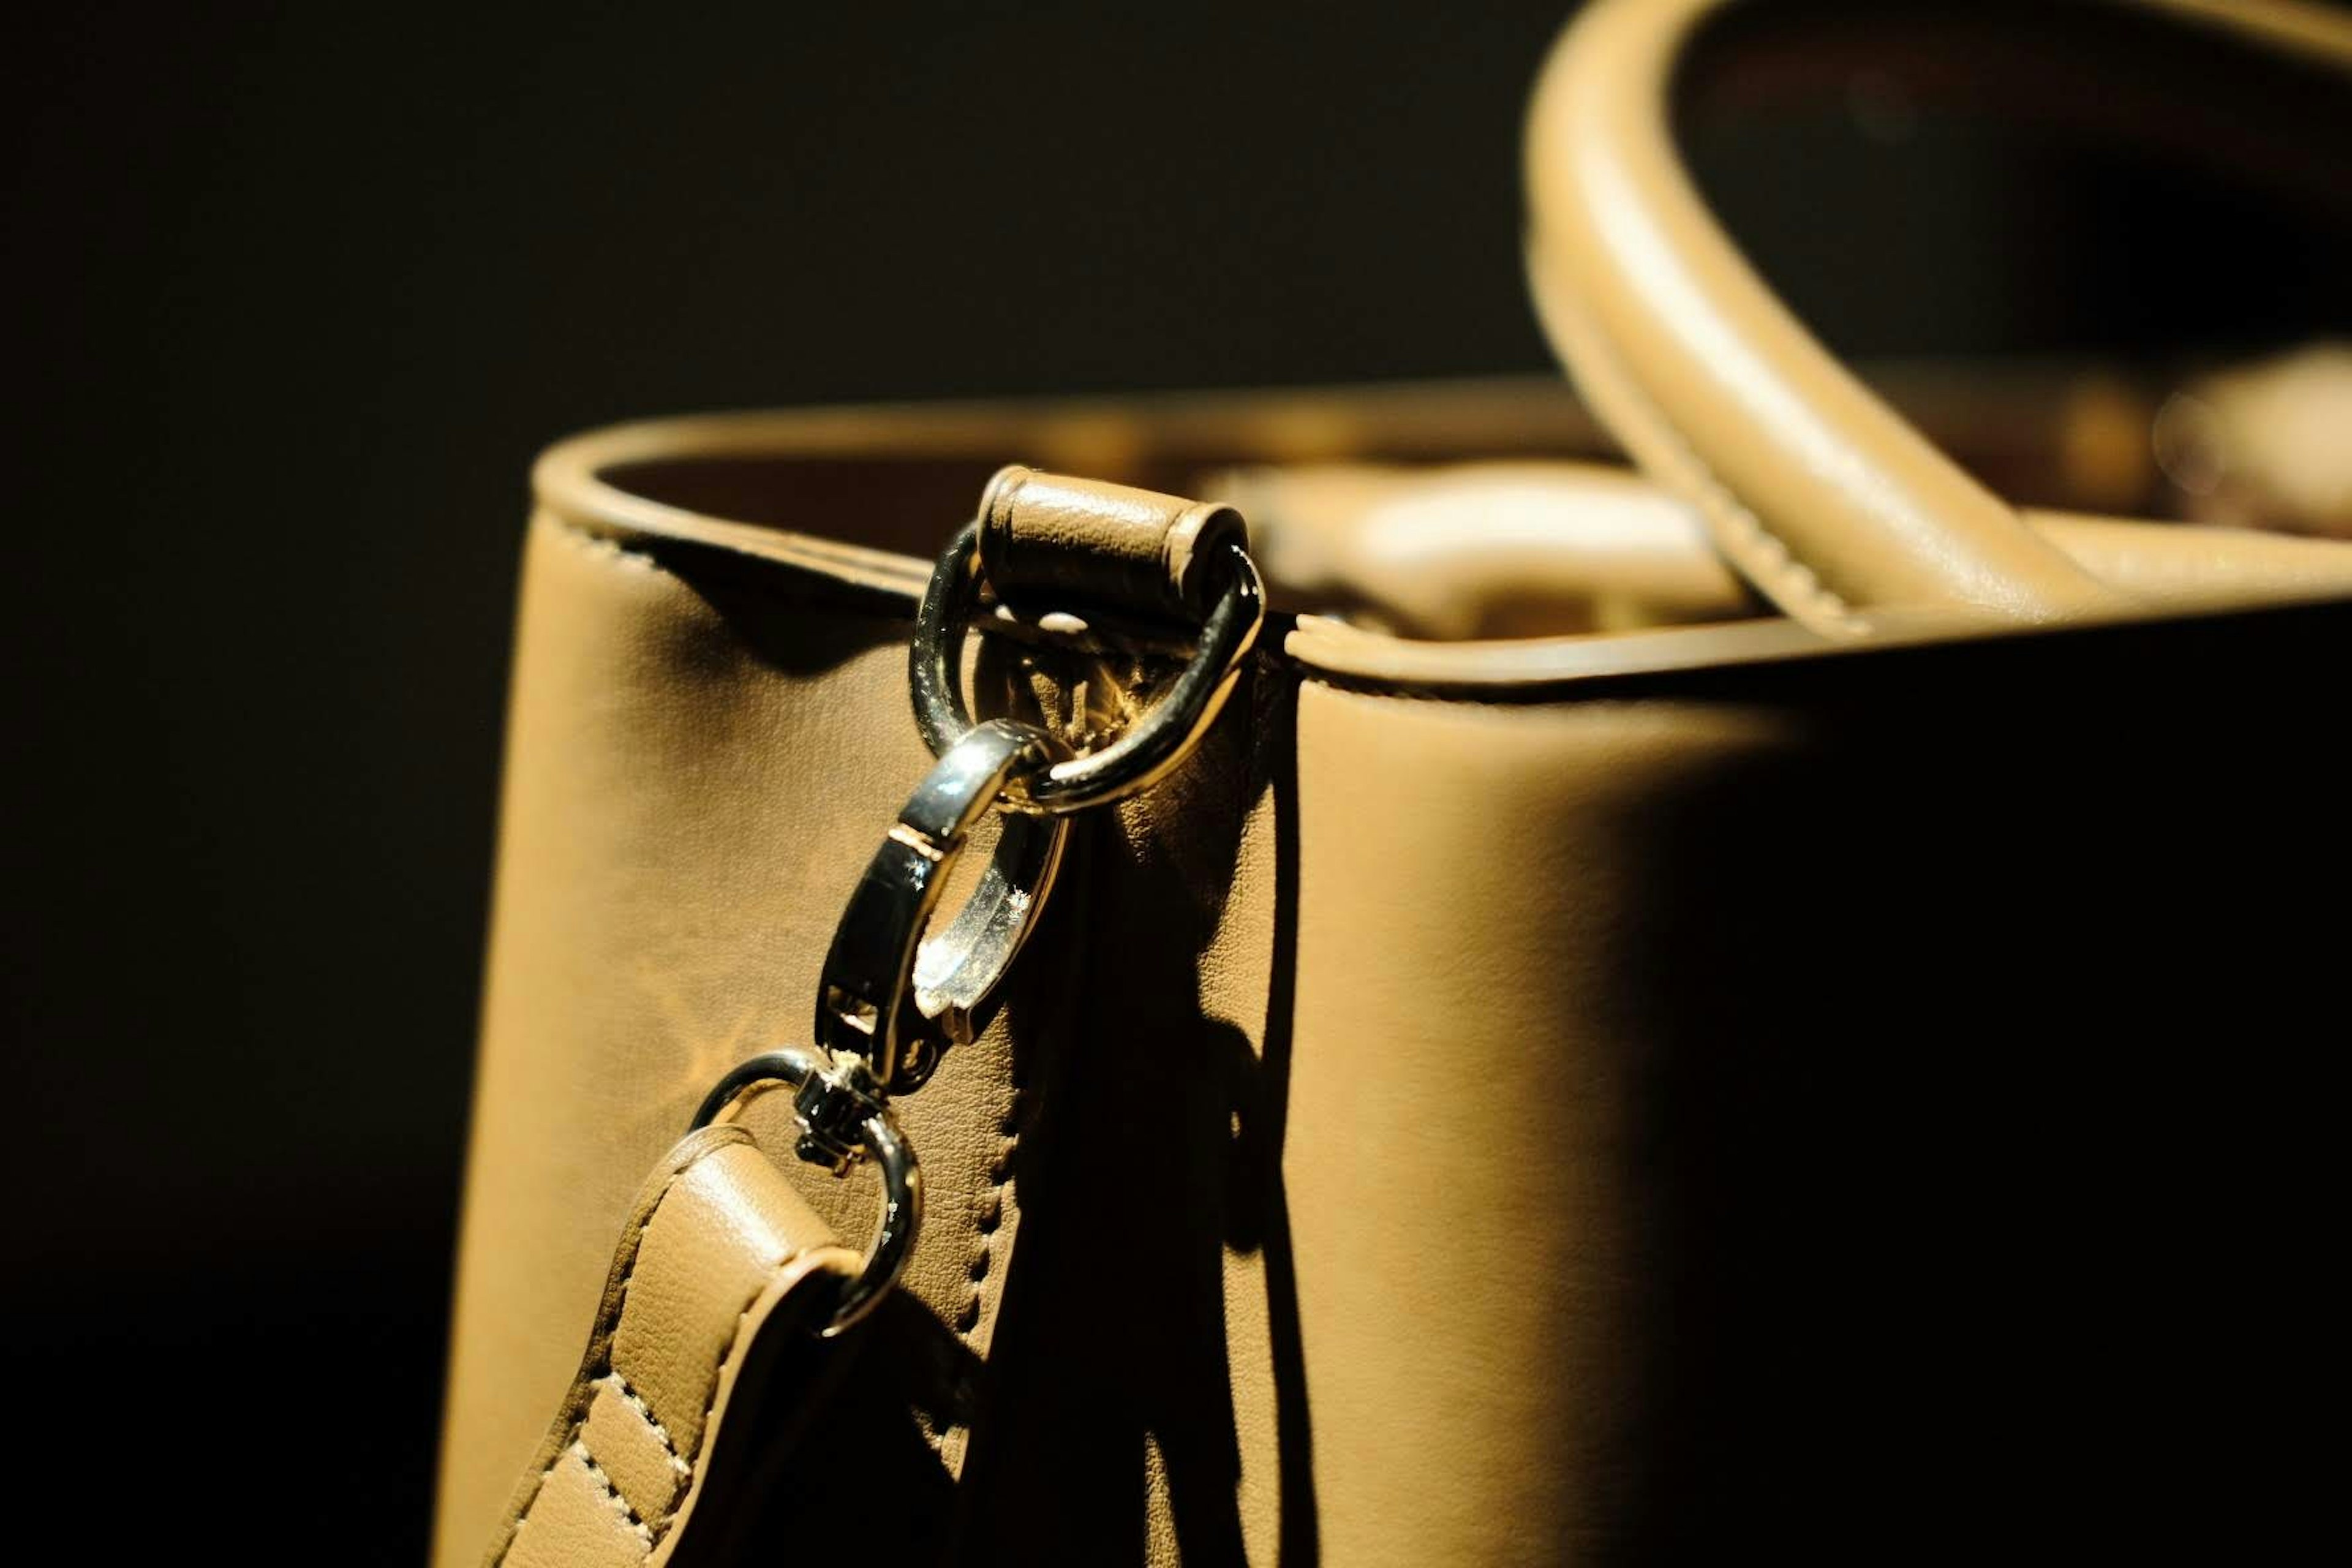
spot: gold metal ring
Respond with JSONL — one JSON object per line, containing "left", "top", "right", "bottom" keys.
{"left": 692, "top": 1049, "right": 921, "bottom": 1336}
{"left": 908, "top": 522, "right": 1264, "bottom": 814}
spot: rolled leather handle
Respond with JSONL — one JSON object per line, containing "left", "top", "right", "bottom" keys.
{"left": 1525, "top": 0, "right": 2352, "bottom": 636}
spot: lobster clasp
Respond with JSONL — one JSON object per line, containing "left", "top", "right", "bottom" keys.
{"left": 814, "top": 717, "right": 1071, "bottom": 1093}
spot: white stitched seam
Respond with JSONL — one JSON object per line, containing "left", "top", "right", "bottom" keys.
{"left": 491, "top": 1152, "right": 709, "bottom": 1568}
{"left": 573, "top": 1441, "right": 657, "bottom": 1547}
{"left": 542, "top": 512, "right": 664, "bottom": 576}
{"left": 605, "top": 1371, "right": 694, "bottom": 1485}
{"left": 1555, "top": 290, "right": 1870, "bottom": 637}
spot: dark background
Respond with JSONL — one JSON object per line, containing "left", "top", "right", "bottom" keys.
{"left": 3, "top": 2, "right": 2342, "bottom": 1560}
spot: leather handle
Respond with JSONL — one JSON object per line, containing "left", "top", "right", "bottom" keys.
{"left": 1525, "top": 0, "right": 2352, "bottom": 636}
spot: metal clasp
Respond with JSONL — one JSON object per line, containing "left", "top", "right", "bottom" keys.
{"left": 909, "top": 514, "right": 1264, "bottom": 815}
{"left": 693, "top": 1047, "right": 919, "bottom": 1334}
{"left": 688, "top": 472, "right": 1265, "bottom": 1336}
{"left": 815, "top": 717, "right": 1071, "bottom": 1094}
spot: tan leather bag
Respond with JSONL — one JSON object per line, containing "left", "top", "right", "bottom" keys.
{"left": 436, "top": 1, "right": 2352, "bottom": 1561}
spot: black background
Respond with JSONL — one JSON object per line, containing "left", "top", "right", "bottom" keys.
{"left": 3, "top": 3, "right": 2343, "bottom": 1561}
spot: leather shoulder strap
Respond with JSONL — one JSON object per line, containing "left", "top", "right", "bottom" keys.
{"left": 1526, "top": 0, "right": 2352, "bottom": 634}
{"left": 481, "top": 1125, "right": 861, "bottom": 1568}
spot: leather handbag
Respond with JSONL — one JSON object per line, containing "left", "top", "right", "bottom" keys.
{"left": 434, "top": 1, "right": 2352, "bottom": 1561}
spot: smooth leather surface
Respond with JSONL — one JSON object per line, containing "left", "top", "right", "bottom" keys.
{"left": 486, "top": 1125, "right": 858, "bottom": 1567}
{"left": 433, "top": 508, "right": 1058, "bottom": 1566}
{"left": 442, "top": 1, "right": 2352, "bottom": 1557}
{"left": 439, "top": 385, "right": 2352, "bottom": 1561}
{"left": 1525, "top": 0, "right": 2352, "bottom": 633}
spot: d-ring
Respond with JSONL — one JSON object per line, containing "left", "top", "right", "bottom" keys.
{"left": 692, "top": 1047, "right": 919, "bottom": 1335}
{"left": 816, "top": 717, "right": 1070, "bottom": 1093}
{"left": 910, "top": 522, "right": 1264, "bottom": 815}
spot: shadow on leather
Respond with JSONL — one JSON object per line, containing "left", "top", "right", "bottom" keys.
{"left": 663, "top": 1289, "right": 973, "bottom": 1567}
{"left": 1586, "top": 603, "right": 2352, "bottom": 1556}
{"left": 951, "top": 665, "right": 1314, "bottom": 1565}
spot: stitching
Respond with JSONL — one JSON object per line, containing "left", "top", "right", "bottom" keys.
{"left": 574, "top": 1440, "right": 657, "bottom": 1545}
{"left": 605, "top": 1372, "right": 693, "bottom": 1487}
{"left": 675, "top": 1254, "right": 813, "bottom": 1507}
{"left": 499, "top": 1447, "right": 565, "bottom": 1558}
{"left": 533, "top": 490, "right": 1745, "bottom": 709}
{"left": 937, "top": 1089, "right": 1024, "bottom": 1457}
{"left": 545, "top": 459, "right": 1860, "bottom": 720}
{"left": 538, "top": 508, "right": 1180, "bottom": 658}
{"left": 496, "top": 1354, "right": 643, "bottom": 1561}
{"left": 1551, "top": 288, "right": 1870, "bottom": 638}
{"left": 543, "top": 511, "right": 667, "bottom": 576}
{"left": 492, "top": 1147, "right": 712, "bottom": 1567}
{"left": 500, "top": 1204, "right": 816, "bottom": 1559}
{"left": 685, "top": 1278, "right": 769, "bottom": 1464}
{"left": 954, "top": 1116, "right": 1020, "bottom": 1341}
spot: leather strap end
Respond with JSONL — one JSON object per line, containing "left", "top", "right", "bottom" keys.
{"left": 977, "top": 464, "right": 1246, "bottom": 620}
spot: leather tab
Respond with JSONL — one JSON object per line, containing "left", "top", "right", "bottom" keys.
{"left": 977, "top": 464, "right": 1246, "bottom": 620}
{"left": 480, "top": 1125, "right": 861, "bottom": 1567}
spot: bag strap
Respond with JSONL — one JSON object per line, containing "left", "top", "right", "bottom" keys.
{"left": 1526, "top": 0, "right": 2352, "bottom": 635}
{"left": 480, "top": 1125, "right": 861, "bottom": 1568}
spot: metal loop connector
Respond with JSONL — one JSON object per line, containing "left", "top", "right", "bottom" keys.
{"left": 685, "top": 479, "right": 1263, "bottom": 1340}
{"left": 816, "top": 717, "right": 1070, "bottom": 1093}
{"left": 693, "top": 1047, "right": 920, "bottom": 1335}
{"left": 910, "top": 521, "right": 1265, "bottom": 815}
